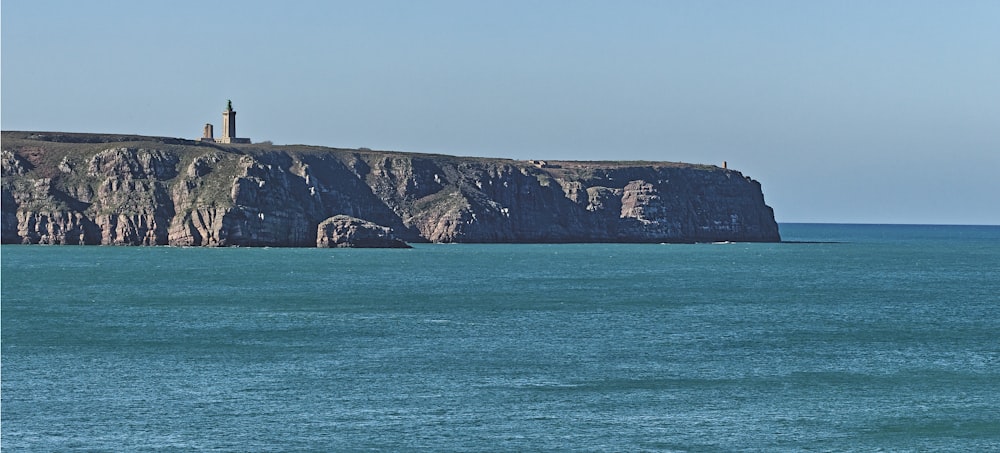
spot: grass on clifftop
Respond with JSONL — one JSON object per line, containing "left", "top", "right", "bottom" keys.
{"left": 2, "top": 131, "right": 725, "bottom": 173}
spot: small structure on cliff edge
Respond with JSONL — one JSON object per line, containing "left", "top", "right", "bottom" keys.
{"left": 200, "top": 100, "right": 251, "bottom": 144}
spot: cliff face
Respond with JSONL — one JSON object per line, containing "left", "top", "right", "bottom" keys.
{"left": 1, "top": 131, "right": 780, "bottom": 246}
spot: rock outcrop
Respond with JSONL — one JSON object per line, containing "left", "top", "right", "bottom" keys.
{"left": 1, "top": 131, "right": 780, "bottom": 246}
{"left": 316, "top": 215, "right": 411, "bottom": 248}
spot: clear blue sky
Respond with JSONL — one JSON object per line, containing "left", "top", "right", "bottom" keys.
{"left": 3, "top": 1, "right": 998, "bottom": 225}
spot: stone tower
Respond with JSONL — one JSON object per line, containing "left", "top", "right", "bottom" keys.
{"left": 198, "top": 100, "right": 250, "bottom": 144}
{"left": 222, "top": 99, "right": 236, "bottom": 142}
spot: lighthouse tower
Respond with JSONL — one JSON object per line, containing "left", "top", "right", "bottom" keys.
{"left": 204, "top": 100, "right": 250, "bottom": 144}
{"left": 222, "top": 99, "right": 236, "bottom": 143}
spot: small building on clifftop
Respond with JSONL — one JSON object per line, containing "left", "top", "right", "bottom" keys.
{"left": 200, "top": 100, "right": 251, "bottom": 144}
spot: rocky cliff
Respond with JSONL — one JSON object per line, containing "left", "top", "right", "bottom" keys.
{"left": 1, "top": 131, "right": 780, "bottom": 246}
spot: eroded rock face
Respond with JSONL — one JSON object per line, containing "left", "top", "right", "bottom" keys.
{"left": 316, "top": 215, "right": 410, "bottom": 248}
{"left": 1, "top": 131, "right": 780, "bottom": 246}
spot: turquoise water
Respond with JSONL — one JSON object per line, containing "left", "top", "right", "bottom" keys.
{"left": 3, "top": 224, "right": 999, "bottom": 451}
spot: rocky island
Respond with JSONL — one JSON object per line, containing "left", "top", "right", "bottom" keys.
{"left": 1, "top": 131, "right": 780, "bottom": 247}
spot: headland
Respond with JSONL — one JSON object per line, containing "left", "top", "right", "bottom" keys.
{"left": 2, "top": 130, "right": 780, "bottom": 246}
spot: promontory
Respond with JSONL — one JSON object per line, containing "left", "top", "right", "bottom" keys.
{"left": 1, "top": 131, "right": 780, "bottom": 246}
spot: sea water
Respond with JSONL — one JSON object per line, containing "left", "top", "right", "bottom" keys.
{"left": 2, "top": 224, "right": 999, "bottom": 451}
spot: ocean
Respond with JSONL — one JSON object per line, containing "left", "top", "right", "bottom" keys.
{"left": 2, "top": 223, "right": 999, "bottom": 451}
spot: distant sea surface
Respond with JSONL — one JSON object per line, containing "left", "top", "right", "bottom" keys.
{"left": 3, "top": 224, "right": 999, "bottom": 451}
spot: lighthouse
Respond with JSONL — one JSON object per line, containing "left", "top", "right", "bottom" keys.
{"left": 200, "top": 100, "right": 251, "bottom": 144}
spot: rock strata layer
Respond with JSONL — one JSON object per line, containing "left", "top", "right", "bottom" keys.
{"left": 1, "top": 131, "right": 780, "bottom": 246}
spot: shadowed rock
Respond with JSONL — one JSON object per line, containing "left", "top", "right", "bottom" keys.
{"left": 317, "top": 215, "right": 410, "bottom": 248}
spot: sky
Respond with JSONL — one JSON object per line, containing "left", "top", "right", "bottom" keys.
{"left": 3, "top": 1, "right": 998, "bottom": 225}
